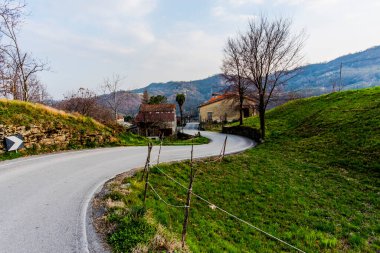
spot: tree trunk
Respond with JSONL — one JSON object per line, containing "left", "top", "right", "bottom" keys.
{"left": 259, "top": 94, "right": 266, "bottom": 139}
{"left": 23, "top": 79, "right": 28, "bottom": 101}
{"left": 180, "top": 107, "right": 183, "bottom": 127}
{"left": 259, "top": 109, "right": 265, "bottom": 140}
{"left": 239, "top": 95, "right": 244, "bottom": 126}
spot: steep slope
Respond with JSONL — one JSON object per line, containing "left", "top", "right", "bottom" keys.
{"left": 0, "top": 99, "right": 146, "bottom": 159}
{"left": 101, "top": 87, "right": 380, "bottom": 252}
{"left": 243, "top": 86, "right": 380, "bottom": 173}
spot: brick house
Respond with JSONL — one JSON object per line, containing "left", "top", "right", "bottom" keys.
{"left": 135, "top": 104, "right": 177, "bottom": 136}
{"left": 198, "top": 93, "right": 256, "bottom": 123}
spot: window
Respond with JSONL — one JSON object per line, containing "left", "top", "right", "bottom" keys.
{"left": 207, "top": 112, "right": 213, "bottom": 121}
{"left": 243, "top": 108, "right": 250, "bottom": 118}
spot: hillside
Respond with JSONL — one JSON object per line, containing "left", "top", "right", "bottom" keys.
{"left": 123, "top": 45, "right": 380, "bottom": 116}
{"left": 97, "top": 91, "right": 142, "bottom": 116}
{"left": 0, "top": 99, "right": 147, "bottom": 160}
{"left": 131, "top": 74, "right": 227, "bottom": 115}
{"left": 98, "top": 87, "right": 380, "bottom": 252}
{"left": 288, "top": 45, "right": 380, "bottom": 94}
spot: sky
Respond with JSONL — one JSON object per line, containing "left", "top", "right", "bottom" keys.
{"left": 18, "top": 0, "right": 380, "bottom": 99}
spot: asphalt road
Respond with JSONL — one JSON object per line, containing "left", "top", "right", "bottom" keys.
{"left": 0, "top": 129, "right": 254, "bottom": 253}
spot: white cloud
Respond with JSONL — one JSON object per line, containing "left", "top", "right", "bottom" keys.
{"left": 211, "top": 6, "right": 257, "bottom": 22}
{"left": 227, "top": 0, "right": 264, "bottom": 6}
{"left": 126, "top": 23, "right": 156, "bottom": 44}
{"left": 24, "top": 22, "right": 135, "bottom": 56}
{"left": 276, "top": 0, "right": 340, "bottom": 8}
{"left": 88, "top": 0, "right": 157, "bottom": 18}
{"left": 137, "top": 28, "right": 223, "bottom": 84}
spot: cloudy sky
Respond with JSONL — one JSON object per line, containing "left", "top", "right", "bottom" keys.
{"left": 19, "top": 0, "right": 380, "bottom": 98}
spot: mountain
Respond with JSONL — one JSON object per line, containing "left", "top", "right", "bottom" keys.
{"left": 97, "top": 91, "right": 142, "bottom": 116}
{"left": 131, "top": 75, "right": 227, "bottom": 116}
{"left": 125, "top": 45, "right": 380, "bottom": 115}
{"left": 287, "top": 45, "right": 380, "bottom": 94}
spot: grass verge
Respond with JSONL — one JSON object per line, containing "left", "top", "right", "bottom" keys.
{"left": 98, "top": 87, "right": 379, "bottom": 252}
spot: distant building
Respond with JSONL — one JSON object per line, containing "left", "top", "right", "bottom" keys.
{"left": 135, "top": 104, "right": 177, "bottom": 136}
{"left": 198, "top": 93, "right": 256, "bottom": 123}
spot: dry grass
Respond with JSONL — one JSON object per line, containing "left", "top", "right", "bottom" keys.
{"left": 105, "top": 198, "right": 125, "bottom": 209}
{"left": 0, "top": 98, "right": 106, "bottom": 128}
{"left": 132, "top": 211, "right": 189, "bottom": 253}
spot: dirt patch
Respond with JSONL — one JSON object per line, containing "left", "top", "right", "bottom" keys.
{"left": 91, "top": 167, "right": 142, "bottom": 252}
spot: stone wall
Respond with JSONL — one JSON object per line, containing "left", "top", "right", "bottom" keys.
{"left": 222, "top": 126, "right": 261, "bottom": 143}
{"left": 0, "top": 123, "right": 114, "bottom": 154}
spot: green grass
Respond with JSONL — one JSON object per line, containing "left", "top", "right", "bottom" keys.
{"left": 0, "top": 99, "right": 149, "bottom": 159}
{"left": 104, "top": 87, "right": 380, "bottom": 252}
{"left": 161, "top": 135, "right": 210, "bottom": 146}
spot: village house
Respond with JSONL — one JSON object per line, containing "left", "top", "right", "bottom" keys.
{"left": 135, "top": 104, "right": 177, "bottom": 136}
{"left": 198, "top": 93, "right": 256, "bottom": 123}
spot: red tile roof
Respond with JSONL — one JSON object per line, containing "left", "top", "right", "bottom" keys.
{"left": 139, "top": 104, "right": 176, "bottom": 112}
{"left": 199, "top": 93, "right": 255, "bottom": 107}
{"left": 135, "top": 104, "right": 176, "bottom": 123}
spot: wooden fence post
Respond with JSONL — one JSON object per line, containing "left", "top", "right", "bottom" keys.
{"left": 143, "top": 143, "right": 153, "bottom": 205}
{"left": 141, "top": 142, "right": 153, "bottom": 181}
{"left": 157, "top": 133, "right": 164, "bottom": 165}
{"left": 221, "top": 135, "right": 228, "bottom": 160}
{"left": 182, "top": 144, "right": 194, "bottom": 248}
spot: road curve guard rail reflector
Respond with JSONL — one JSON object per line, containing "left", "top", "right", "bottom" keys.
{"left": 4, "top": 134, "right": 24, "bottom": 152}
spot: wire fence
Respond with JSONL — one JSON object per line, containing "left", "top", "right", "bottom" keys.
{"left": 147, "top": 164, "right": 305, "bottom": 253}
{"left": 148, "top": 182, "right": 188, "bottom": 208}
{"left": 138, "top": 133, "right": 306, "bottom": 252}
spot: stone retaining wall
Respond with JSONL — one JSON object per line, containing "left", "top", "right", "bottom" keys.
{"left": 222, "top": 126, "right": 261, "bottom": 143}
{"left": 0, "top": 124, "right": 113, "bottom": 154}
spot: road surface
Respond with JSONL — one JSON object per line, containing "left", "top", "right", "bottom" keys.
{"left": 0, "top": 130, "right": 254, "bottom": 253}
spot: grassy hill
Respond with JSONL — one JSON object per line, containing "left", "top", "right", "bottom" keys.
{"left": 0, "top": 99, "right": 147, "bottom": 160}
{"left": 99, "top": 87, "right": 380, "bottom": 252}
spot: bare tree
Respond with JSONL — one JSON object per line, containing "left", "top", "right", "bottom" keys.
{"left": 237, "top": 16, "right": 305, "bottom": 139}
{"left": 0, "top": 0, "right": 48, "bottom": 101}
{"left": 101, "top": 74, "right": 124, "bottom": 121}
{"left": 59, "top": 88, "right": 98, "bottom": 116}
{"left": 26, "top": 75, "right": 50, "bottom": 102}
{"left": 56, "top": 87, "right": 114, "bottom": 123}
{"left": 222, "top": 37, "right": 251, "bottom": 126}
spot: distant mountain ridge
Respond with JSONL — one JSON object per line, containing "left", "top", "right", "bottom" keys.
{"left": 126, "top": 45, "right": 380, "bottom": 115}
{"left": 288, "top": 45, "right": 380, "bottom": 94}
{"left": 131, "top": 75, "right": 227, "bottom": 115}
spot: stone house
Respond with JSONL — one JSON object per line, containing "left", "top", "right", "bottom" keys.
{"left": 198, "top": 93, "right": 256, "bottom": 123}
{"left": 135, "top": 104, "right": 177, "bottom": 136}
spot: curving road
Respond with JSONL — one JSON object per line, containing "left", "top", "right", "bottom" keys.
{"left": 0, "top": 128, "right": 254, "bottom": 253}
